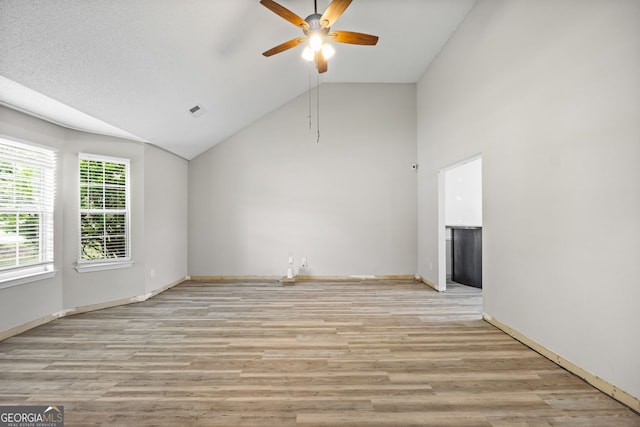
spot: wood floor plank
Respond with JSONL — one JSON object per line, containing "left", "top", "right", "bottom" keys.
{"left": 0, "top": 280, "right": 638, "bottom": 426}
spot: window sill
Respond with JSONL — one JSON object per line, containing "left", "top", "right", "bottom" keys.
{"left": 0, "top": 269, "right": 57, "bottom": 290}
{"left": 75, "top": 260, "right": 134, "bottom": 273}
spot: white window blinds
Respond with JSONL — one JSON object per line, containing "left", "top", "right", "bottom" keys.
{"left": 78, "top": 153, "right": 130, "bottom": 263}
{"left": 0, "top": 137, "right": 56, "bottom": 280}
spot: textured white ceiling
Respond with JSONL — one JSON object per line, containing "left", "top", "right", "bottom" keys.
{"left": 0, "top": 0, "right": 476, "bottom": 159}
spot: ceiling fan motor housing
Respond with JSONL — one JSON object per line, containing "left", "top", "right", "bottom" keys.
{"left": 304, "top": 13, "right": 329, "bottom": 35}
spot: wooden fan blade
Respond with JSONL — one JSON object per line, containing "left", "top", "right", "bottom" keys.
{"left": 328, "top": 30, "right": 379, "bottom": 45}
{"left": 263, "top": 37, "right": 307, "bottom": 57}
{"left": 320, "top": 0, "right": 352, "bottom": 28}
{"left": 315, "top": 51, "right": 328, "bottom": 73}
{"left": 260, "top": 0, "right": 309, "bottom": 30}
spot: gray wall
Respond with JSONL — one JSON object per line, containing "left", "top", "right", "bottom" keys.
{"left": 417, "top": 0, "right": 640, "bottom": 398}
{"left": 0, "top": 106, "right": 65, "bottom": 331}
{"left": 60, "top": 129, "right": 146, "bottom": 308}
{"left": 144, "top": 144, "right": 189, "bottom": 293}
{"left": 0, "top": 106, "right": 188, "bottom": 333}
{"left": 189, "top": 83, "right": 417, "bottom": 277}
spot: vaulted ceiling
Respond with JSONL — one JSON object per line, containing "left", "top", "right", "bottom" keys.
{"left": 0, "top": 0, "right": 476, "bottom": 159}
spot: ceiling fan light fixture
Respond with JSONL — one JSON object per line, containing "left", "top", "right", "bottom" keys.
{"left": 309, "top": 33, "right": 323, "bottom": 51}
{"left": 321, "top": 42, "right": 335, "bottom": 60}
{"left": 301, "top": 45, "right": 315, "bottom": 61}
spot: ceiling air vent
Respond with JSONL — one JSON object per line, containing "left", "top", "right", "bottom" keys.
{"left": 188, "top": 104, "right": 206, "bottom": 118}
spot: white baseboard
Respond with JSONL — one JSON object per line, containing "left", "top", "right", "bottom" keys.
{"left": 296, "top": 274, "right": 418, "bottom": 282}
{"left": 483, "top": 313, "right": 639, "bottom": 414}
{"left": 0, "top": 314, "right": 59, "bottom": 342}
{"left": 0, "top": 276, "right": 188, "bottom": 342}
{"left": 189, "top": 275, "right": 280, "bottom": 282}
{"left": 190, "top": 275, "right": 419, "bottom": 283}
{"left": 414, "top": 274, "right": 441, "bottom": 291}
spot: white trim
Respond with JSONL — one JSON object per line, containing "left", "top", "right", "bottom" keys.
{"left": 0, "top": 134, "right": 60, "bottom": 154}
{"left": 414, "top": 274, "right": 440, "bottom": 291}
{"left": 484, "top": 313, "right": 640, "bottom": 413}
{"left": 78, "top": 152, "right": 131, "bottom": 164}
{"left": 77, "top": 153, "right": 131, "bottom": 264}
{"left": 74, "top": 260, "right": 134, "bottom": 273}
{"left": 437, "top": 170, "right": 447, "bottom": 292}
{"left": 437, "top": 153, "right": 483, "bottom": 291}
{"left": 0, "top": 136, "right": 56, "bottom": 283}
{"left": 1, "top": 276, "right": 188, "bottom": 342}
{"left": 0, "top": 268, "right": 56, "bottom": 290}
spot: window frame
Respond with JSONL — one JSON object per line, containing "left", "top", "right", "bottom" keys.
{"left": 75, "top": 153, "right": 133, "bottom": 273}
{"left": 0, "top": 135, "right": 57, "bottom": 289}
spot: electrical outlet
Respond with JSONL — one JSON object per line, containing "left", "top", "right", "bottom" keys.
{"left": 301, "top": 257, "right": 308, "bottom": 268}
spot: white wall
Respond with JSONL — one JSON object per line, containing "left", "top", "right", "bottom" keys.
{"left": 144, "top": 144, "right": 189, "bottom": 293}
{"left": 445, "top": 158, "right": 482, "bottom": 227}
{"left": 189, "top": 83, "right": 417, "bottom": 277}
{"left": 0, "top": 106, "right": 189, "bottom": 334}
{"left": 418, "top": 0, "right": 640, "bottom": 399}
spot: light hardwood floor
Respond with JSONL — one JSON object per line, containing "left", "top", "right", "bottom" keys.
{"left": 1, "top": 280, "right": 638, "bottom": 426}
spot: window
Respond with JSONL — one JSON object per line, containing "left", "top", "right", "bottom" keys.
{"left": 77, "top": 153, "right": 131, "bottom": 271}
{"left": 0, "top": 136, "right": 56, "bottom": 287}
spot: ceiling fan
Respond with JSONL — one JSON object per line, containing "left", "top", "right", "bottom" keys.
{"left": 260, "top": 0, "right": 379, "bottom": 73}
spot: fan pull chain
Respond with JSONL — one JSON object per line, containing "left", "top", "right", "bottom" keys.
{"left": 308, "top": 69, "right": 312, "bottom": 131}
{"left": 307, "top": 64, "right": 321, "bottom": 143}
{"left": 316, "top": 72, "right": 320, "bottom": 143}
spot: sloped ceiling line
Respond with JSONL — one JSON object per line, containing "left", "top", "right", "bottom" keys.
{"left": 0, "top": 0, "right": 477, "bottom": 159}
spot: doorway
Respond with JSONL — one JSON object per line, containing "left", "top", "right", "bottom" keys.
{"left": 438, "top": 156, "right": 482, "bottom": 291}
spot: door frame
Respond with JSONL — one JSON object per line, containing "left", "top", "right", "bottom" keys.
{"left": 437, "top": 154, "right": 482, "bottom": 291}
